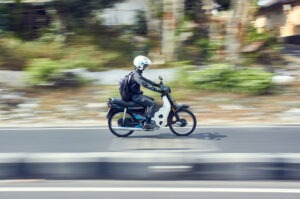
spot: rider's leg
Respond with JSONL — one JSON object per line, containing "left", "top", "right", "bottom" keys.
{"left": 132, "top": 94, "right": 157, "bottom": 129}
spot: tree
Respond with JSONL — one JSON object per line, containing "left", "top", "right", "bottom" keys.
{"left": 0, "top": 5, "right": 10, "bottom": 32}
{"left": 225, "top": 0, "right": 256, "bottom": 64}
{"left": 134, "top": 10, "right": 148, "bottom": 36}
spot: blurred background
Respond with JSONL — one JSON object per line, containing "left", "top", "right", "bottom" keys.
{"left": 1, "top": 2, "right": 300, "bottom": 198}
{"left": 0, "top": 0, "right": 300, "bottom": 126}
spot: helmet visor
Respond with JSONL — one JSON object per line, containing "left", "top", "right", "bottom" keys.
{"left": 143, "top": 64, "right": 149, "bottom": 70}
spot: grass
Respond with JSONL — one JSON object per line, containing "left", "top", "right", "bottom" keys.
{"left": 0, "top": 35, "right": 133, "bottom": 71}
{"left": 0, "top": 34, "right": 136, "bottom": 85}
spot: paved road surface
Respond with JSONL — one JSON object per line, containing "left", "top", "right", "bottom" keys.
{"left": 0, "top": 126, "right": 299, "bottom": 153}
{"left": 0, "top": 180, "right": 299, "bottom": 199}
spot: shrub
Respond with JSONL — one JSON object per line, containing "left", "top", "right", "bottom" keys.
{"left": 180, "top": 64, "right": 273, "bottom": 94}
{"left": 25, "top": 58, "right": 62, "bottom": 85}
{"left": 0, "top": 37, "right": 65, "bottom": 70}
{"left": 0, "top": 43, "right": 27, "bottom": 70}
{"left": 242, "top": 25, "right": 283, "bottom": 65}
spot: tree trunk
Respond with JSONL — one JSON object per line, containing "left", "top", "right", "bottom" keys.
{"left": 225, "top": 0, "right": 256, "bottom": 65}
{"left": 225, "top": 0, "right": 243, "bottom": 64}
{"left": 161, "top": 0, "right": 184, "bottom": 61}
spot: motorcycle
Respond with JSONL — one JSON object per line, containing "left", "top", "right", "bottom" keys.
{"left": 106, "top": 76, "right": 197, "bottom": 137}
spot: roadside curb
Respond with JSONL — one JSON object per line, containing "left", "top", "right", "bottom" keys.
{"left": 1, "top": 152, "right": 300, "bottom": 180}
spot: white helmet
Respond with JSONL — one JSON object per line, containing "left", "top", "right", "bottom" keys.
{"left": 133, "top": 55, "right": 152, "bottom": 71}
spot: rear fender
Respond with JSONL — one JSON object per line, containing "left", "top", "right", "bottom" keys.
{"left": 106, "top": 99, "right": 124, "bottom": 119}
{"left": 106, "top": 108, "right": 117, "bottom": 119}
{"left": 106, "top": 106, "right": 125, "bottom": 119}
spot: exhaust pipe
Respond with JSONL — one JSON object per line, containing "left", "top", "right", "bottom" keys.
{"left": 113, "top": 127, "right": 145, "bottom": 131}
{"left": 113, "top": 127, "right": 159, "bottom": 131}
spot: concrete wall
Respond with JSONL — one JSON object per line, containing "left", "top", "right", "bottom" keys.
{"left": 100, "top": 0, "right": 148, "bottom": 26}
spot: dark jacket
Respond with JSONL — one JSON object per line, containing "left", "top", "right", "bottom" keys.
{"left": 130, "top": 69, "right": 161, "bottom": 95}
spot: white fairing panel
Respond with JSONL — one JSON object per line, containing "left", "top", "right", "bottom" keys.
{"left": 153, "top": 96, "right": 171, "bottom": 126}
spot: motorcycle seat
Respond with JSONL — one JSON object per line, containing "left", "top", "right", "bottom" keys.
{"left": 110, "top": 98, "right": 144, "bottom": 109}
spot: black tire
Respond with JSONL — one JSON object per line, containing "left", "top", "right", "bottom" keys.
{"left": 108, "top": 110, "right": 134, "bottom": 137}
{"left": 168, "top": 109, "right": 197, "bottom": 136}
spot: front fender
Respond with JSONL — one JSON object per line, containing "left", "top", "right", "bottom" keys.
{"left": 166, "top": 104, "right": 190, "bottom": 126}
{"left": 174, "top": 104, "right": 189, "bottom": 114}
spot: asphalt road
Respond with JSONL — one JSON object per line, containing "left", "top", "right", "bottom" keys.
{"left": 0, "top": 180, "right": 299, "bottom": 199}
{"left": 0, "top": 126, "right": 299, "bottom": 153}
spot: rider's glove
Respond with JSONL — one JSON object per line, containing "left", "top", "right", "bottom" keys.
{"left": 161, "top": 86, "right": 170, "bottom": 93}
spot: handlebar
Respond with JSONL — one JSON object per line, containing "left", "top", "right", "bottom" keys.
{"left": 158, "top": 76, "right": 171, "bottom": 93}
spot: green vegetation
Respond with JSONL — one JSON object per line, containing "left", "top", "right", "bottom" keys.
{"left": 0, "top": 5, "right": 10, "bottom": 32}
{"left": 0, "top": 36, "right": 64, "bottom": 70}
{"left": 178, "top": 64, "right": 273, "bottom": 94}
{"left": 26, "top": 58, "right": 61, "bottom": 85}
{"left": 242, "top": 25, "right": 283, "bottom": 65}
{"left": 0, "top": 0, "right": 279, "bottom": 95}
{"left": 178, "top": 25, "right": 223, "bottom": 65}
{"left": 134, "top": 10, "right": 148, "bottom": 36}
{"left": 0, "top": 33, "right": 133, "bottom": 85}
{"left": 0, "top": 35, "right": 131, "bottom": 70}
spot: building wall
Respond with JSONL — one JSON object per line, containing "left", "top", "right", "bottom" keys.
{"left": 255, "top": 2, "right": 300, "bottom": 37}
{"left": 281, "top": 4, "right": 300, "bottom": 37}
{"left": 100, "top": 0, "right": 148, "bottom": 26}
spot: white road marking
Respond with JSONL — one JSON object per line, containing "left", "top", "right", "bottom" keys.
{"left": 149, "top": 165, "right": 193, "bottom": 173}
{"left": 0, "top": 187, "right": 299, "bottom": 193}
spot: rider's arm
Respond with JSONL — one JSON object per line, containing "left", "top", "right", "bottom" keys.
{"left": 134, "top": 73, "right": 162, "bottom": 93}
{"left": 141, "top": 76, "right": 160, "bottom": 87}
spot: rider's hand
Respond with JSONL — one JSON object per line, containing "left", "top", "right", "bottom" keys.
{"left": 161, "top": 86, "right": 170, "bottom": 93}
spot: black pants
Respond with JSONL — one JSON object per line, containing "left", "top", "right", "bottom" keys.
{"left": 132, "top": 94, "right": 156, "bottom": 120}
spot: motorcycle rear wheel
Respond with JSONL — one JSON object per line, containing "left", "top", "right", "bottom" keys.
{"left": 108, "top": 111, "right": 134, "bottom": 137}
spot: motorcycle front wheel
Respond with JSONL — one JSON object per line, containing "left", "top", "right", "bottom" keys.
{"left": 108, "top": 111, "right": 134, "bottom": 137}
{"left": 168, "top": 109, "right": 197, "bottom": 136}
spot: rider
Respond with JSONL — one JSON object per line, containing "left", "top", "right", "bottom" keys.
{"left": 129, "top": 55, "right": 164, "bottom": 130}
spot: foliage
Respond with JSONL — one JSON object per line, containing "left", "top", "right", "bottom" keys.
{"left": 26, "top": 58, "right": 91, "bottom": 86}
{"left": 0, "top": 36, "right": 64, "bottom": 70}
{"left": 242, "top": 25, "right": 283, "bottom": 65}
{"left": 178, "top": 26, "right": 221, "bottom": 64}
{"left": 179, "top": 64, "right": 273, "bottom": 94}
{"left": 184, "top": 0, "right": 204, "bottom": 22}
{"left": 1, "top": 2, "right": 51, "bottom": 40}
{"left": 0, "top": 5, "right": 10, "bottom": 31}
{"left": 134, "top": 10, "right": 148, "bottom": 36}
{"left": 244, "top": 25, "right": 277, "bottom": 44}
{"left": 26, "top": 58, "right": 62, "bottom": 85}
{"left": 0, "top": 0, "right": 125, "bottom": 40}
{"left": 0, "top": 35, "right": 131, "bottom": 71}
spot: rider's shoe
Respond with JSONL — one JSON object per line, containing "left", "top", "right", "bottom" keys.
{"left": 143, "top": 122, "right": 159, "bottom": 130}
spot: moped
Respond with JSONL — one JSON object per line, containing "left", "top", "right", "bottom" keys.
{"left": 107, "top": 76, "right": 197, "bottom": 137}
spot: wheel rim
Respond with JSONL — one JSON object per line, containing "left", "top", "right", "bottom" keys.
{"left": 109, "top": 112, "right": 134, "bottom": 136}
{"left": 170, "top": 110, "right": 196, "bottom": 135}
